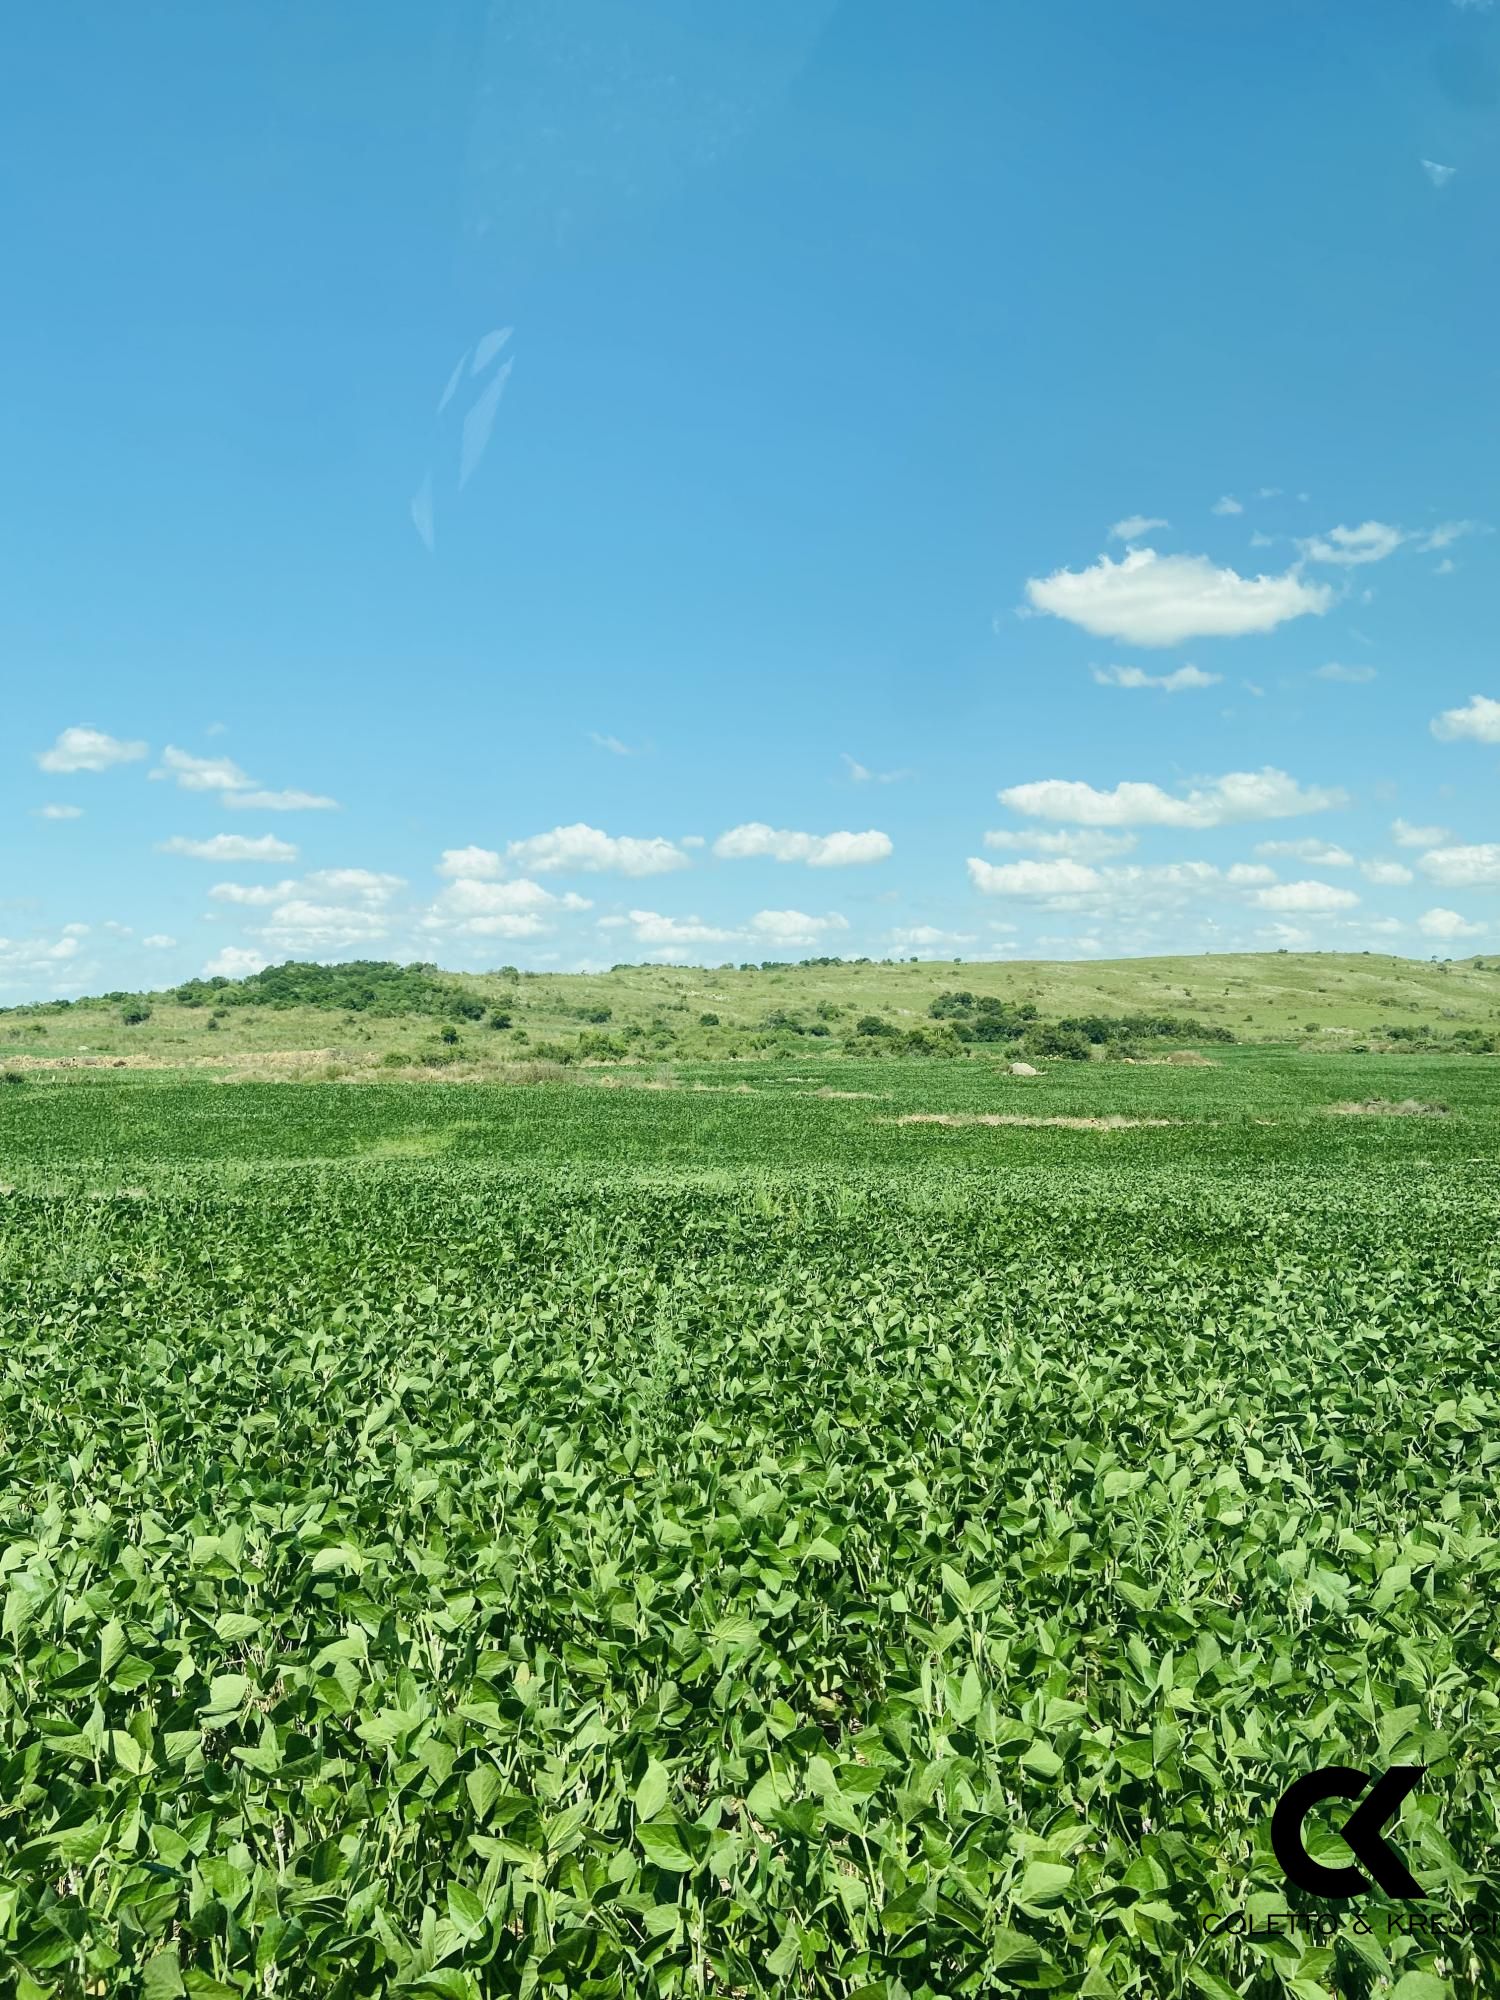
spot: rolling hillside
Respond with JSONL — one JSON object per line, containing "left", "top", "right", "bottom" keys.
{"left": 2, "top": 950, "right": 1498, "bottom": 1074}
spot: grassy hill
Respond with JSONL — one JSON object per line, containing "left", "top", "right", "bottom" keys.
{"left": 2, "top": 950, "right": 1498, "bottom": 1076}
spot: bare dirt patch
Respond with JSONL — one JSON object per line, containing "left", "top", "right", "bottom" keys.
{"left": 1323, "top": 1098, "right": 1450, "bottom": 1118}
{"left": 812, "top": 1088, "right": 885, "bottom": 1100}
{"left": 889, "top": 1112, "right": 1180, "bottom": 1131}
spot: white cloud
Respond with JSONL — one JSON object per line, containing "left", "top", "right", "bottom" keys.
{"left": 1314, "top": 663, "right": 1378, "bottom": 684}
{"left": 302, "top": 868, "right": 404, "bottom": 905}
{"left": 999, "top": 767, "right": 1346, "bottom": 829}
{"left": 842, "top": 753, "right": 911, "bottom": 783}
{"left": 36, "top": 803, "right": 84, "bottom": 820}
{"left": 1431, "top": 694, "right": 1500, "bottom": 744}
{"left": 430, "top": 877, "right": 558, "bottom": 919}
{"left": 36, "top": 726, "right": 148, "bottom": 773}
{"left": 887, "top": 926, "right": 978, "bottom": 948}
{"left": 420, "top": 873, "right": 590, "bottom": 940}
{"left": 1211, "top": 495, "right": 1244, "bottom": 516}
{"left": 209, "top": 879, "right": 300, "bottom": 905}
{"left": 202, "top": 946, "right": 268, "bottom": 979}
{"left": 152, "top": 745, "right": 255, "bottom": 792}
{"left": 967, "top": 857, "right": 1105, "bottom": 897}
{"left": 0, "top": 931, "right": 84, "bottom": 982}
{"left": 1419, "top": 521, "right": 1479, "bottom": 552}
{"left": 223, "top": 788, "right": 340, "bottom": 811}
{"left": 159, "top": 833, "right": 298, "bottom": 862}
{"left": 1392, "top": 818, "right": 1452, "bottom": 849}
{"left": 1298, "top": 521, "right": 1406, "bottom": 567}
{"left": 142, "top": 934, "right": 177, "bottom": 949}
{"left": 1226, "top": 862, "right": 1278, "bottom": 886}
{"left": 749, "top": 909, "right": 851, "bottom": 946}
{"left": 258, "top": 902, "right": 392, "bottom": 951}
{"left": 1109, "top": 515, "right": 1169, "bottom": 542}
{"left": 436, "top": 846, "right": 502, "bottom": 881}
{"left": 1023, "top": 548, "right": 1332, "bottom": 647}
{"left": 714, "top": 823, "right": 893, "bottom": 866}
{"left": 622, "top": 911, "right": 739, "bottom": 947}
{"left": 1419, "top": 844, "right": 1500, "bottom": 888}
{"left": 1421, "top": 160, "right": 1457, "bottom": 189}
{"left": 1253, "top": 880, "right": 1361, "bottom": 913}
{"left": 983, "top": 828, "right": 1138, "bottom": 859}
{"left": 507, "top": 824, "right": 689, "bottom": 876}
{"left": 1091, "top": 663, "right": 1220, "bottom": 693}
{"left": 1255, "top": 838, "right": 1355, "bottom": 867}
{"left": 1418, "top": 907, "right": 1483, "bottom": 939}
{"left": 589, "top": 733, "right": 635, "bottom": 756}
{"left": 1361, "top": 859, "right": 1415, "bottom": 886}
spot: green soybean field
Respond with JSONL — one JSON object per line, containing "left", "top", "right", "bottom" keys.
{"left": 1, "top": 1054, "right": 1497, "bottom": 1999}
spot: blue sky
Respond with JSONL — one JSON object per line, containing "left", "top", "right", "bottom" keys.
{"left": 5, "top": 0, "right": 1498, "bottom": 998}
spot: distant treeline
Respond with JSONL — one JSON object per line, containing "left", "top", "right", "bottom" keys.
{"left": 928, "top": 991, "right": 1235, "bottom": 1050}
{"left": 170, "top": 960, "right": 493, "bottom": 1017}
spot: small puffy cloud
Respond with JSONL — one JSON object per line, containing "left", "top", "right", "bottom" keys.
{"left": 507, "top": 824, "right": 689, "bottom": 876}
{"left": 258, "top": 902, "right": 392, "bottom": 951}
{"left": 1361, "top": 859, "right": 1415, "bottom": 886}
{"left": 1091, "top": 663, "right": 1220, "bottom": 693}
{"left": 302, "top": 868, "right": 404, "bottom": 905}
{"left": 983, "top": 828, "right": 1137, "bottom": 859}
{"left": 202, "top": 945, "right": 268, "bottom": 978}
{"left": 1418, "top": 906, "right": 1483, "bottom": 939}
{"left": 142, "top": 934, "right": 177, "bottom": 949}
{"left": 714, "top": 823, "right": 893, "bottom": 866}
{"left": 967, "top": 857, "right": 1105, "bottom": 897}
{"left": 1211, "top": 495, "right": 1244, "bottom": 516}
{"left": 1392, "top": 818, "right": 1451, "bottom": 849}
{"left": 159, "top": 833, "right": 298, "bottom": 862}
{"left": 1253, "top": 880, "right": 1361, "bottom": 913}
{"left": 749, "top": 909, "right": 851, "bottom": 947}
{"left": 426, "top": 877, "right": 562, "bottom": 936}
{"left": 1314, "top": 663, "right": 1378, "bottom": 684}
{"left": 1419, "top": 521, "right": 1479, "bottom": 552}
{"left": 1419, "top": 844, "right": 1500, "bottom": 888}
{"left": 209, "top": 879, "right": 299, "bottom": 905}
{"left": 437, "top": 845, "right": 502, "bottom": 881}
{"left": 841, "top": 753, "right": 911, "bottom": 783}
{"left": 1421, "top": 159, "right": 1457, "bottom": 188}
{"left": 1109, "top": 515, "right": 1169, "bottom": 542}
{"left": 1023, "top": 548, "right": 1332, "bottom": 647}
{"left": 623, "top": 910, "right": 739, "bottom": 947}
{"left": 1225, "top": 862, "right": 1277, "bottom": 886}
{"left": 36, "top": 726, "right": 148, "bottom": 773}
{"left": 887, "top": 926, "right": 978, "bottom": 948}
{"left": 224, "top": 789, "right": 339, "bottom": 811}
{"left": 999, "top": 767, "right": 1346, "bottom": 828}
{"left": 36, "top": 803, "right": 84, "bottom": 820}
{"left": 589, "top": 733, "right": 635, "bottom": 756}
{"left": 153, "top": 745, "right": 255, "bottom": 792}
{"left": 421, "top": 874, "right": 589, "bottom": 940}
{"left": 1298, "top": 521, "right": 1405, "bottom": 566}
{"left": 1255, "top": 838, "right": 1355, "bottom": 867}
{"left": 1431, "top": 694, "right": 1500, "bottom": 744}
